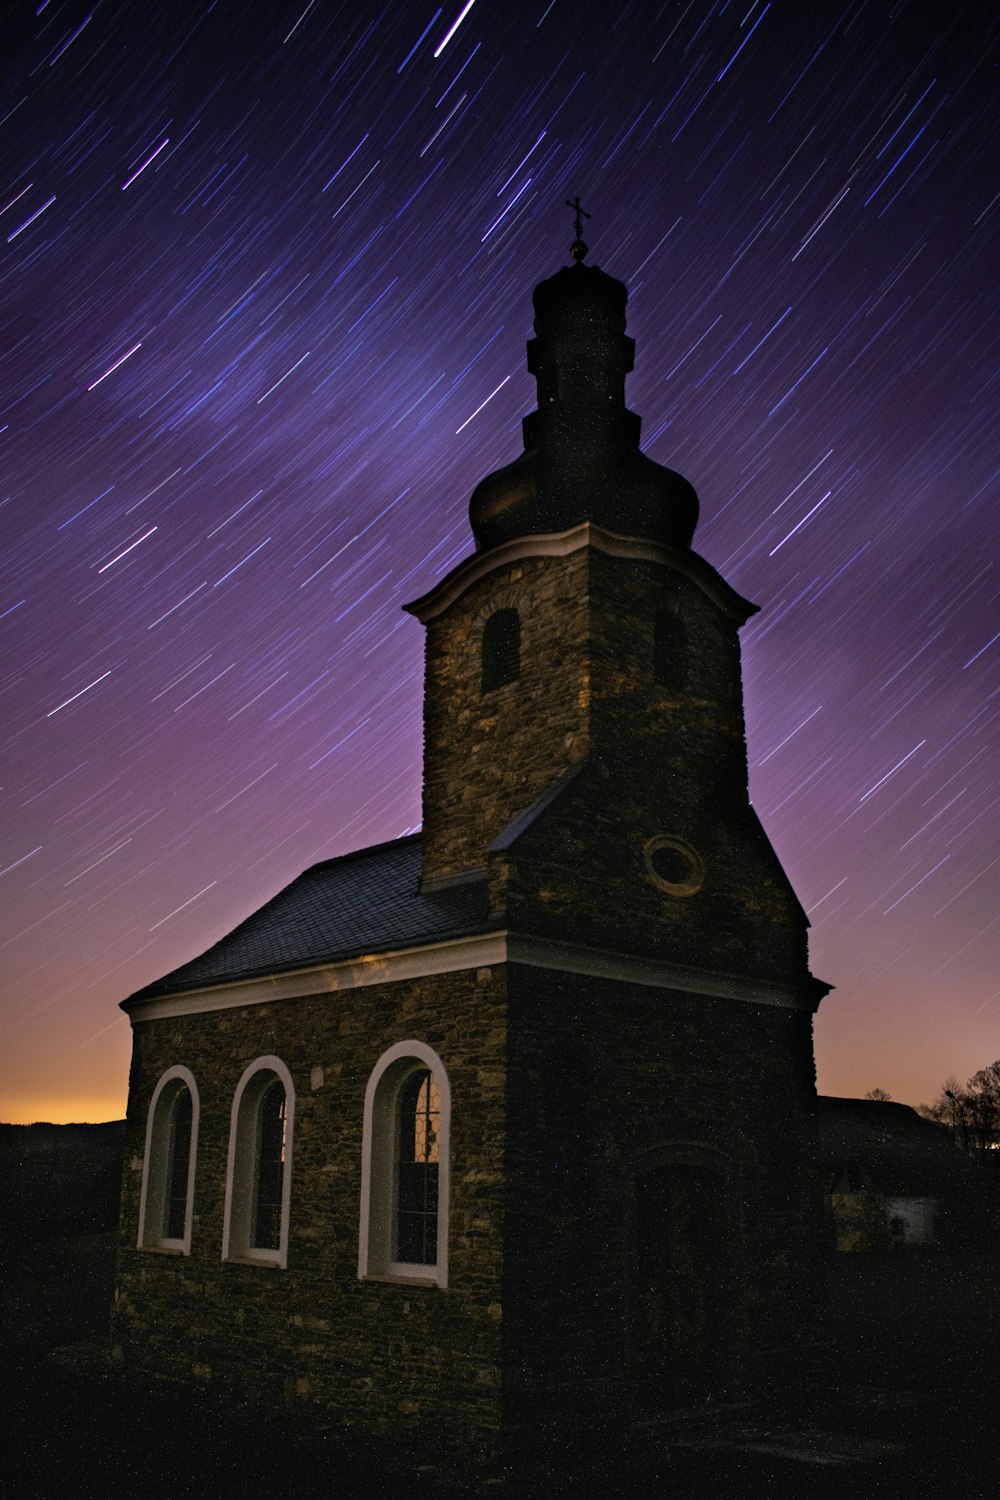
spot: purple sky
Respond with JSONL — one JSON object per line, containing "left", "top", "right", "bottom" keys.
{"left": 2, "top": 0, "right": 997, "bottom": 1123}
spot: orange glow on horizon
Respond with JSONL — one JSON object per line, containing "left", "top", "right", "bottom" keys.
{"left": 3, "top": 1090, "right": 128, "bottom": 1127}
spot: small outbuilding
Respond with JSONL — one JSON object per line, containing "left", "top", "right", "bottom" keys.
{"left": 818, "top": 1096, "right": 965, "bottom": 1252}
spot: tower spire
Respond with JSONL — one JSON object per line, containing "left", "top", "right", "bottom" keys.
{"left": 467, "top": 241, "right": 699, "bottom": 552}
{"left": 565, "top": 195, "right": 590, "bottom": 261}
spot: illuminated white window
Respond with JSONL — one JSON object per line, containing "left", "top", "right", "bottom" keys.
{"left": 359, "top": 1041, "right": 450, "bottom": 1287}
{"left": 222, "top": 1056, "right": 295, "bottom": 1268}
{"left": 138, "top": 1066, "right": 199, "bottom": 1254}
{"left": 397, "top": 1070, "right": 441, "bottom": 1265}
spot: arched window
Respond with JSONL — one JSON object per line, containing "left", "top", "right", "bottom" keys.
{"left": 653, "top": 609, "right": 686, "bottom": 691}
{"left": 223, "top": 1056, "right": 295, "bottom": 1268}
{"left": 164, "top": 1087, "right": 193, "bottom": 1240}
{"left": 253, "top": 1079, "right": 287, "bottom": 1251}
{"left": 482, "top": 608, "right": 520, "bottom": 693}
{"left": 397, "top": 1070, "right": 441, "bottom": 1265}
{"left": 138, "top": 1066, "right": 199, "bottom": 1253}
{"left": 359, "top": 1041, "right": 450, "bottom": 1287}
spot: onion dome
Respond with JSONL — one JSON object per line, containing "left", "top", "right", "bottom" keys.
{"left": 469, "top": 249, "right": 699, "bottom": 551}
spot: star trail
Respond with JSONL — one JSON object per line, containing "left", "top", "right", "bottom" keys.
{"left": 1, "top": 1, "right": 997, "bottom": 1122}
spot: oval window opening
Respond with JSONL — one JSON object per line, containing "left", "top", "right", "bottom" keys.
{"left": 644, "top": 837, "right": 704, "bottom": 896}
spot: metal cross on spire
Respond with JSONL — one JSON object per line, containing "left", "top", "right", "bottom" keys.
{"left": 565, "top": 195, "right": 590, "bottom": 261}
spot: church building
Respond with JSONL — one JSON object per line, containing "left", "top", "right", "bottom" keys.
{"left": 112, "top": 227, "right": 830, "bottom": 1468}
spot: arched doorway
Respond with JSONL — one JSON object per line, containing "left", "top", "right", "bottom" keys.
{"left": 633, "top": 1151, "right": 741, "bottom": 1408}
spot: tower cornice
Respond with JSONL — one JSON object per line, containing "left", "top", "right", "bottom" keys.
{"left": 402, "top": 521, "right": 758, "bottom": 625}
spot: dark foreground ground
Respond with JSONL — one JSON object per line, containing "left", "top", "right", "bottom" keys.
{"left": 4, "top": 1233, "right": 998, "bottom": 1498}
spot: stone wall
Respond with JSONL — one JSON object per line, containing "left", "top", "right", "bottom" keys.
{"left": 420, "top": 549, "right": 591, "bottom": 882}
{"left": 499, "top": 752, "right": 811, "bottom": 980}
{"left": 115, "top": 957, "right": 823, "bottom": 1460}
{"left": 500, "top": 963, "right": 824, "bottom": 1452}
{"left": 113, "top": 967, "right": 508, "bottom": 1458}
{"left": 418, "top": 543, "right": 794, "bottom": 945}
{"left": 587, "top": 547, "right": 748, "bottom": 794}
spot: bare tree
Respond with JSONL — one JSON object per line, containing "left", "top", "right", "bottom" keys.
{"left": 864, "top": 1088, "right": 892, "bottom": 1101}
{"left": 965, "top": 1061, "right": 1000, "bottom": 1150}
{"left": 917, "top": 1061, "right": 1000, "bottom": 1151}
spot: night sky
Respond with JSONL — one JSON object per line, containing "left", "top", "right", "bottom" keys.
{"left": 2, "top": 0, "right": 997, "bottom": 1124}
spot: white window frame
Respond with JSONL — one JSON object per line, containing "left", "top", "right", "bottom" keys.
{"left": 222, "top": 1055, "right": 295, "bottom": 1268}
{"left": 138, "top": 1065, "right": 199, "bottom": 1254}
{"left": 358, "top": 1040, "right": 450, "bottom": 1288}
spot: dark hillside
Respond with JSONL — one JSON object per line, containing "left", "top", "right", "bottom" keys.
{"left": 0, "top": 1120, "right": 124, "bottom": 1242}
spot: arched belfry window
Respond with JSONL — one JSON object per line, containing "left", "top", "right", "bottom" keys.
{"left": 223, "top": 1056, "right": 295, "bottom": 1268}
{"left": 654, "top": 609, "right": 687, "bottom": 691}
{"left": 138, "top": 1066, "right": 199, "bottom": 1253}
{"left": 359, "top": 1041, "right": 450, "bottom": 1287}
{"left": 482, "top": 608, "right": 520, "bottom": 693}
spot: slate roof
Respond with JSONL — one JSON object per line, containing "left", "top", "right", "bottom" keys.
{"left": 125, "top": 834, "right": 492, "bottom": 1002}
{"left": 817, "top": 1096, "right": 964, "bottom": 1197}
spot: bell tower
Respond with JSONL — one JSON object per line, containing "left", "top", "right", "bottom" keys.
{"left": 403, "top": 228, "right": 829, "bottom": 1447}
{"left": 405, "top": 232, "right": 811, "bottom": 990}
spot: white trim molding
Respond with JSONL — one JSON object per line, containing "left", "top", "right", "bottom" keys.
{"left": 137, "top": 1065, "right": 200, "bottom": 1254}
{"left": 222, "top": 1055, "right": 296, "bottom": 1269}
{"left": 124, "top": 934, "right": 507, "bottom": 1020}
{"left": 358, "top": 1040, "right": 451, "bottom": 1289}
{"left": 124, "top": 931, "right": 829, "bottom": 1023}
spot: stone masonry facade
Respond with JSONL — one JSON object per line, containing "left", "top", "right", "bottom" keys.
{"left": 114, "top": 967, "right": 508, "bottom": 1458}
{"left": 419, "top": 538, "right": 808, "bottom": 983}
{"left": 114, "top": 954, "right": 822, "bottom": 1460}
{"left": 113, "top": 533, "right": 825, "bottom": 1462}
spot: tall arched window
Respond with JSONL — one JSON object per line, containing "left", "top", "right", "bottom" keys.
{"left": 653, "top": 609, "right": 687, "bottom": 691}
{"left": 482, "top": 607, "right": 520, "bottom": 693}
{"left": 397, "top": 1070, "right": 441, "bottom": 1265}
{"left": 138, "top": 1066, "right": 199, "bottom": 1253}
{"left": 164, "top": 1087, "right": 193, "bottom": 1240}
{"left": 223, "top": 1056, "right": 295, "bottom": 1268}
{"left": 253, "top": 1078, "right": 287, "bottom": 1251}
{"left": 359, "top": 1041, "right": 450, "bottom": 1287}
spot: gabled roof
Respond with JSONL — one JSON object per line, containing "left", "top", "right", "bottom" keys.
{"left": 487, "top": 761, "right": 587, "bottom": 853}
{"left": 125, "top": 834, "right": 491, "bottom": 1003}
{"left": 817, "top": 1096, "right": 964, "bottom": 1196}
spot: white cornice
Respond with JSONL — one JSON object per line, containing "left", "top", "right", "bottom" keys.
{"left": 402, "top": 522, "right": 758, "bottom": 624}
{"left": 121, "top": 933, "right": 509, "bottom": 1021}
{"left": 123, "top": 930, "right": 827, "bottom": 1022}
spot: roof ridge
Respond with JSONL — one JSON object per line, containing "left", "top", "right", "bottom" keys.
{"left": 303, "top": 829, "right": 422, "bottom": 875}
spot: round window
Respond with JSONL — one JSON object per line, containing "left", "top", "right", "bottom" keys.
{"left": 644, "top": 837, "right": 704, "bottom": 896}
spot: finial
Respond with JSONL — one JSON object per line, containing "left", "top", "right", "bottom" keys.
{"left": 565, "top": 195, "right": 590, "bottom": 261}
